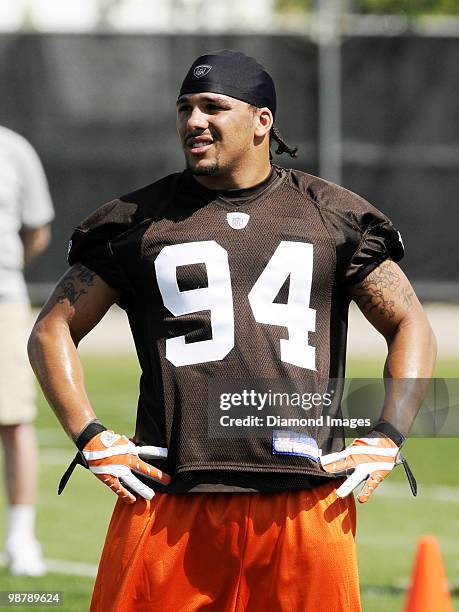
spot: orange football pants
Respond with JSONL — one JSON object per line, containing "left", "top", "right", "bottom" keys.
{"left": 91, "top": 481, "right": 361, "bottom": 612}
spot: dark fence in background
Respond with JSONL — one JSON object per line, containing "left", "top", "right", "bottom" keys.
{"left": 0, "top": 33, "right": 457, "bottom": 301}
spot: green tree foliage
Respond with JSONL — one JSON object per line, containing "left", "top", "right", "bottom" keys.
{"left": 357, "top": 0, "right": 459, "bottom": 15}
{"left": 276, "top": 0, "right": 311, "bottom": 12}
{"left": 275, "top": 0, "right": 459, "bottom": 15}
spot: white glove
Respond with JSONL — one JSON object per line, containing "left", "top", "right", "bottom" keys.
{"left": 320, "top": 434, "right": 399, "bottom": 503}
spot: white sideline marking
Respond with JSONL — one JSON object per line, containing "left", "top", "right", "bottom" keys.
{"left": 44, "top": 558, "right": 97, "bottom": 577}
{"left": 40, "top": 448, "right": 75, "bottom": 463}
{"left": 0, "top": 554, "right": 97, "bottom": 578}
{"left": 376, "top": 481, "right": 459, "bottom": 503}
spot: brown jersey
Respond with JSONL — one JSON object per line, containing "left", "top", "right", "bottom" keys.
{"left": 68, "top": 166, "right": 404, "bottom": 492}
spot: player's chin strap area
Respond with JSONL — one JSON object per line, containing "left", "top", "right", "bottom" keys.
{"left": 370, "top": 419, "right": 417, "bottom": 497}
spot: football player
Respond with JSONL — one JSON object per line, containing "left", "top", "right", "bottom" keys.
{"left": 28, "top": 50, "right": 436, "bottom": 611}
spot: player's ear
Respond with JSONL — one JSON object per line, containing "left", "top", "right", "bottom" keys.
{"left": 253, "top": 107, "right": 273, "bottom": 138}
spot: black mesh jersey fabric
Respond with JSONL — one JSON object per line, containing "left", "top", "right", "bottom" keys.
{"left": 68, "top": 166, "right": 404, "bottom": 493}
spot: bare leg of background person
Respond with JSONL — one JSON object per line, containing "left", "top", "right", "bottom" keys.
{"left": 0, "top": 423, "right": 46, "bottom": 576}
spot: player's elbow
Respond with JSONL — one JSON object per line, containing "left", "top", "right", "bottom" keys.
{"left": 402, "top": 307, "right": 437, "bottom": 353}
{"left": 388, "top": 307, "right": 437, "bottom": 375}
{"left": 426, "top": 319, "right": 438, "bottom": 364}
{"left": 27, "top": 314, "right": 74, "bottom": 372}
{"left": 27, "top": 318, "right": 51, "bottom": 371}
{"left": 418, "top": 317, "right": 437, "bottom": 377}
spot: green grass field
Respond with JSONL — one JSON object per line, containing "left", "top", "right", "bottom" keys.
{"left": 1, "top": 354, "right": 458, "bottom": 611}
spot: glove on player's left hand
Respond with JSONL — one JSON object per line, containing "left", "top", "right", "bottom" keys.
{"left": 320, "top": 434, "right": 399, "bottom": 503}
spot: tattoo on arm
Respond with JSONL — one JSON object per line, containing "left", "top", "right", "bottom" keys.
{"left": 352, "top": 260, "right": 415, "bottom": 318}
{"left": 55, "top": 264, "right": 96, "bottom": 306}
{"left": 399, "top": 285, "right": 414, "bottom": 311}
{"left": 352, "top": 260, "right": 400, "bottom": 319}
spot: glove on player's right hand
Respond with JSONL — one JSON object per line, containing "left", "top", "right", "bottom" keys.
{"left": 82, "top": 429, "right": 171, "bottom": 504}
{"left": 58, "top": 422, "right": 170, "bottom": 502}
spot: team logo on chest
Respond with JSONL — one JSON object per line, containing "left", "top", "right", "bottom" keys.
{"left": 226, "top": 212, "right": 250, "bottom": 230}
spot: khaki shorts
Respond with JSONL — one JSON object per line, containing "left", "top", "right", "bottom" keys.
{"left": 0, "top": 302, "right": 36, "bottom": 425}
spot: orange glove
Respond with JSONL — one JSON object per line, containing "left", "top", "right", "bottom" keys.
{"left": 320, "top": 434, "right": 400, "bottom": 503}
{"left": 58, "top": 422, "right": 170, "bottom": 504}
{"left": 82, "top": 429, "right": 171, "bottom": 504}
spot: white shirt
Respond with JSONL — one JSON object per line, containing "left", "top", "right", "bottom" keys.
{"left": 0, "top": 126, "right": 55, "bottom": 302}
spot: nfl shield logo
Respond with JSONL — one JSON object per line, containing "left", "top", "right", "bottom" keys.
{"left": 193, "top": 65, "right": 212, "bottom": 78}
{"left": 227, "top": 212, "right": 250, "bottom": 230}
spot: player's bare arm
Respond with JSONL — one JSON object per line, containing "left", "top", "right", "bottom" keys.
{"left": 27, "top": 263, "right": 119, "bottom": 440}
{"left": 348, "top": 258, "right": 437, "bottom": 436}
{"left": 321, "top": 258, "right": 436, "bottom": 502}
{"left": 28, "top": 264, "right": 171, "bottom": 503}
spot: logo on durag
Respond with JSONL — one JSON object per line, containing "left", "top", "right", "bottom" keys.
{"left": 193, "top": 64, "right": 212, "bottom": 78}
{"left": 227, "top": 212, "right": 250, "bottom": 230}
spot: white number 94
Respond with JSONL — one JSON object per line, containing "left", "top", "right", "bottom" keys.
{"left": 155, "top": 240, "right": 316, "bottom": 369}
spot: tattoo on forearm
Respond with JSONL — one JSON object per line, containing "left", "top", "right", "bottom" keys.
{"left": 353, "top": 260, "right": 400, "bottom": 319}
{"left": 55, "top": 264, "right": 96, "bottom": 306}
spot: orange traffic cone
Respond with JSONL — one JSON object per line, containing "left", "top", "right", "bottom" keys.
{"left": 405, "top": 535, "right": 452, "bottom": 612}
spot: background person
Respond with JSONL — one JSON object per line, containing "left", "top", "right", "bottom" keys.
{"left": 0, "top": 125, "right": 54, "bottom": 576}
